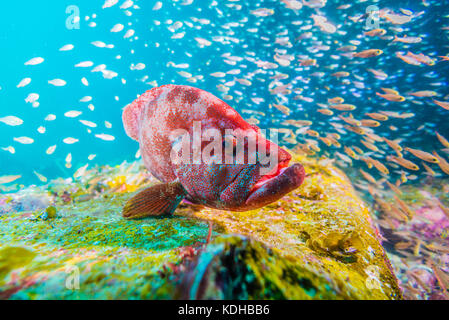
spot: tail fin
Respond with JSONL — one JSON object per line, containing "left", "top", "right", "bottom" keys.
{"left": 122, "top": 102, "right": 142, "bottom": 141}
{"left": 122, "top": 87, "right": 166, "bottom": 141}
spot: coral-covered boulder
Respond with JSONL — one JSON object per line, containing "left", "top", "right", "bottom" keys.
{"left": 0, "top": 154, "right": 401, "bottom": 299}
{"left": 182, "top": 154, "right": 402, "bottom": 299}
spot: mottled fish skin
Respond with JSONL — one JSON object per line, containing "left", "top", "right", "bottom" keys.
{"left": 123, "top": 84, "right": 305, "bottom": 211}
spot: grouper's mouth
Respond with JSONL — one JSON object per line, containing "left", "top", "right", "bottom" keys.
{"left": 243, "top": 159, "right": 306, "bottom": 210}
{"left": 249, "top": 158, "right": 291, "bottom": 194}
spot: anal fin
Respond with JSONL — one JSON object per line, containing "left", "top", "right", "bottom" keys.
{"left": 122, "top": 182, "right": 186, "bottom": 219}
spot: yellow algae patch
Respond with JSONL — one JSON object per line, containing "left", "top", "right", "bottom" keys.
{"left": 0, "top": 246, "right": 37, "bottom": 284}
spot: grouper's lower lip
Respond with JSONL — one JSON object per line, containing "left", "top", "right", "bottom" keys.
{"left": 249, "top": 159, "right": 290, "bottom": 194}
{"left": 245, "top": 163, "right": 305, "bottom": 208}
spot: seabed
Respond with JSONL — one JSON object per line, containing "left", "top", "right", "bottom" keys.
{"left": 1, "top": 153, "right": 448, "bottom": 299}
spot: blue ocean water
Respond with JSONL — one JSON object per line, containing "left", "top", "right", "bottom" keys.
{"left": 0, "top": 0, "right": 449, "bottom": 187}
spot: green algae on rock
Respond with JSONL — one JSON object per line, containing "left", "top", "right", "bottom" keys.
{"left": 0, "top": 155, "right": 402, "bottom": 299}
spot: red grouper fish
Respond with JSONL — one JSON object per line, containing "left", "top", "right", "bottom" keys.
{"left": 121, "top": 84, "right": 305, "bottom": 219}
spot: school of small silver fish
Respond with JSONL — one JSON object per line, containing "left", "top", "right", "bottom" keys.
{"left": 0, "top": 0, "right": 449, "bottom": 299}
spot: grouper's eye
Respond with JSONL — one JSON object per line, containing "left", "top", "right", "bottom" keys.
{"left": 223, "top": 134, "right": 238, "bottom": 161}
{"left": 223, "top": 134, "right": 252, "bottom": 165}
{"left": 223, "top": 134, "right": 237, "bottom": 149}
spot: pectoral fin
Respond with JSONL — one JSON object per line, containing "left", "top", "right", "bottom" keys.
{"left": 122, "top": 182, "right": 187, "bottom": 219}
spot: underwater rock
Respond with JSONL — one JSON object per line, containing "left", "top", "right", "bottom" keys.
{"left": 186, "top": 154, "right": 402, "bottom": 299}
{"left": 176, "top": 235, "right": 341, "bottom": 299}
{"left": 0, "top": 154, "right": 402, "bottom": 299}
